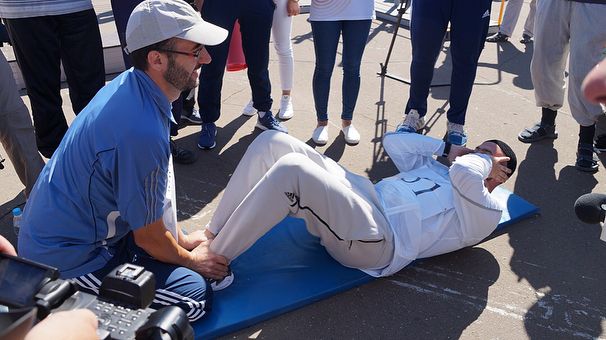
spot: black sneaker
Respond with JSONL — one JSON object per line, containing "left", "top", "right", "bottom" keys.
{"left": 518, "top": 123, "right": 558, "bottom": 143}
{"left": 576, "top": 143, "right": 599, "bottom": 173}
{"left": 595, "top": 134, "right": 606, "bottom": 153}
{"left": 170, "top": 139, "right": 197, "bottom": 164}
{"left": 520, "top": 34, "right": 533, "bottom": 44}
{"left": 181, "top": 108, "right": 202, "bottom": 125}
{"left": 486, "top": 32, "right": 509, "bottom": 43}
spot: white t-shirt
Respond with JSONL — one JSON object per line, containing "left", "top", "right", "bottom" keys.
{"left": 364, "top": 133, "right": 503, "bottom": 277}
{"left": 309, "top": 0, "right": 375, "bottom": 21}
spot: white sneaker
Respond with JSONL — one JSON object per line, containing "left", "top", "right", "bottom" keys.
{"left": 277, "top": 95, "right": 294, "bottom": 120}
{"left": 312, "top": 125, "right": 329, "bottom": 146}
{"left": 342, "top": 124, "right": 360, "bottom": 145}
{"left": 242, "top": 100, "right": 256, "bottom": 116}
{"left": 210, "top": 271, "right": 234, "bottom": 291}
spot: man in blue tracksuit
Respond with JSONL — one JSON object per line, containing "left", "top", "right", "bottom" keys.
{"left": 396, "top": 0, "right": 492, "bottom": 146}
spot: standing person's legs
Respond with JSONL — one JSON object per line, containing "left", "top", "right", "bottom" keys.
{"left": 5, "top": 16, "right": 66, "bottom": 158}
{"left": 568, "top": 2, "right": 606, "bottom": 172}
{"left": 0, "top": 53, "right": 44, "bottom": 197}
{"left": 58, "top": 9, "right": 105, "bottom": 115}
{"left": 272, "top": 0, "right": 294, "bottom": 93}
{"left": 531, "top": 0, "right": 570, "bottom": 113}
{"left": 239, "top": 0, "right": 274, "bottom": 113}
{"left": 197, "top": 0, "right": 237, "bottom": 124}
{"left": 523, "top": 0, "right": 537, "bottom": 38}
{"left": 340, "top": 19, "right": 371, "bottom": 122}
{"left": 110, "top": 0, "right": 143, "bottom": 69}
{"left": 404, "top": 0, "right": 449, "bottom": 119}
{"left": 568, "top": 3, "right": 606, "bottom": 128}
{"left": 447, "top": 0, "right": 491, "bottom": 126}
{"left": 272, "top": 0, "right": 295, "bottom": 119}
{"left": 208, "top": 131, "right": 352, "bottom": 233}
{"left": 310, "top": 20, "right": 341, "bottom": 122}
{"left": 499, "top": 0, "right": 524, "bottom": 37}
{"left": 209, "top": 153, "right": 393, "bottom": 271}
{"left": 518, "top": 0, "right": 570, "bottom": 142}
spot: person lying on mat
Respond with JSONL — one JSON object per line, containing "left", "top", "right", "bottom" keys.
{"left": 203, "top": 129, "right": 517, "bottom": 283}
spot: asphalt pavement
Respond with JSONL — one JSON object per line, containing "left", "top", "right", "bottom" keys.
{"left": 0, "top": 1, "right": 604, "bottom": 338}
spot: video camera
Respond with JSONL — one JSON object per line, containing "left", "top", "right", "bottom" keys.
{"left": 0, "top": 253, "right": 193, "bottom": 340}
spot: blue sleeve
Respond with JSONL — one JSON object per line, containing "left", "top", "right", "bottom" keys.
{"left": 111, "top": 134, "right": 169, "bottom": 230}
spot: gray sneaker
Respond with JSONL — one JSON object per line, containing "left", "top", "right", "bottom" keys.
{"left": 395, "top": 109, "right": 425, "bottom": 133}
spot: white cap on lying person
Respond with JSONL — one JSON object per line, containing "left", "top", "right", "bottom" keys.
{"left": 124, "top": 0, "right": 228, "bottom": 54}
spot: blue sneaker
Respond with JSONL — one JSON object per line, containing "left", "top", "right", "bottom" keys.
{"left": 395, "top": 109, "right": 424, "bottom": 133}
{"left": 446, "top": 122, "right": 468, "bottom": 146}
{"left": 197, "top": 122, "right": 217, "bottom": 150}
{"left": 255, "top": 111, "right": 288, "bottom": 133}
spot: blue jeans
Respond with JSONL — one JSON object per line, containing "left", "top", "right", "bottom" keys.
{"left": 405, "top": 0, "right": 491, "bottom": 125}
{"left": 311, "top": 20, "right": 371, "bottom": 122}
{"left": 197, "top": 0, "right": 275, "bottom": 124}
{"left": 74, "top": 233, "right": 212, "bottom": 322}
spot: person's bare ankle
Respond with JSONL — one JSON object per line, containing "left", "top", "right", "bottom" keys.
{"left": 317, "top": 120, "right": 328, "bottom": 127}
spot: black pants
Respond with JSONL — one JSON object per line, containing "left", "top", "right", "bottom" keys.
{"left": 405, "top": 0, "right": 491, "bottom": 125}
{"left": 197, "top": 0, "right": 275, "bottom": 123}
{"left": 5, "top": 9, "right": 105, "bottom": 158}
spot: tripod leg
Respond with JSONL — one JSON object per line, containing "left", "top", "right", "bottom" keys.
{"left": 380, "top": 0, "right": 407, "bottom": 76}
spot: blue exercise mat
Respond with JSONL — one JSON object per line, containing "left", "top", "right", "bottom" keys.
{"left": 193, "top": 187, "right": 538, "bottom": 339}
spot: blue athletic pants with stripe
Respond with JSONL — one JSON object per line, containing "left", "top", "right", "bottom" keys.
{"left": 74, "top": 233, "right": 212, "bottom": 322}
{"left": 405, "top": 0, "right": 491, "bottom": 125}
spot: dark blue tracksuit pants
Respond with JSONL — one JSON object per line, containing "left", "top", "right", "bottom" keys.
{"left": 405, "top": 0, "right": 491, "bottom": 125}
{"left": 197, "top": 0, "right": 275, "bottom": 124}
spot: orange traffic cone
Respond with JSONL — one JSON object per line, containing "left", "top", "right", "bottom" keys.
{"left": 226, "top": 21, "right": 247, "bottom": 72}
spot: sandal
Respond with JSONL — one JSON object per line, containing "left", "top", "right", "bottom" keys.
{"left": 518, "top": 123, "right": 558, "bottom": 143}
{"left": 575, "top": 143, "right": 599, "bottom": 173}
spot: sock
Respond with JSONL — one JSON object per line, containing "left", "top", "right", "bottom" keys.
{"left": 258, "top": 111, "right": 266, "bottom": 118}
{"left": 579, "top": 124, "right": 596, "bottom": 147}
{"left": 540, "top": 108, "right": 557, "bottom": 126}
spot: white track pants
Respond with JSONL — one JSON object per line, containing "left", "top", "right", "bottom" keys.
{"left": 209, "top": 131, "right": 394, "bottom": 271}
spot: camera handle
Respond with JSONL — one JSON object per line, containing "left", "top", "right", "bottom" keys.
{"left": 34, "top": 279, "right": 78, "bottom": 319}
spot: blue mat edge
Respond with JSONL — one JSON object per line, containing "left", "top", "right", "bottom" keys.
{"left": 201, "top": 275, "right": 374, "bottom": 339}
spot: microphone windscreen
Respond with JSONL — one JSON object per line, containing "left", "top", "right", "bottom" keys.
{"left": 574, "top": 193, "right": 606, "bottom": 224}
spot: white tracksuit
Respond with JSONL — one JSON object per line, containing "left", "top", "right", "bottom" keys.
{"left": 209, "top": 131, "right": 503, "bottom": 277}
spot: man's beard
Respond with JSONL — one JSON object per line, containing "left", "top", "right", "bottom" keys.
{"left": 163, "top": 55, "right": 198, "bottom": 92}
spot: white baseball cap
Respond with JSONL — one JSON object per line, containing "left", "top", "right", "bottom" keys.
{"left": 124, "top": 0, "right": 228, "bottom": 54}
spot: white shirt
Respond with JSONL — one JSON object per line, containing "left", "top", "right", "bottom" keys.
{"left": 309, "top": 0, "right": 375, "bottom": 21}
{"left": 364, "top": 133, "right": 503, "bottom": 277}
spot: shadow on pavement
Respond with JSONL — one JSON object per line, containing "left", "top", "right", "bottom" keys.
{"left": 511, "top": 141, "right": 605, "bottom": 338}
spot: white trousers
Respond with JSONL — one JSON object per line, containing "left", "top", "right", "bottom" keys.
{"left": 209, "top": 131, "right": 394, "bottom": 271}
{"left": 0, "top": 52, "right": 44, "bottom": 197}
{"left": 530, "top": 0, "right": 606, "bottom": 126}
{"left": 272, "top": 0, "right": 294, "bottom": 91}
{"left": 499, "top": 0, "right": 535, "bottom": 38}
